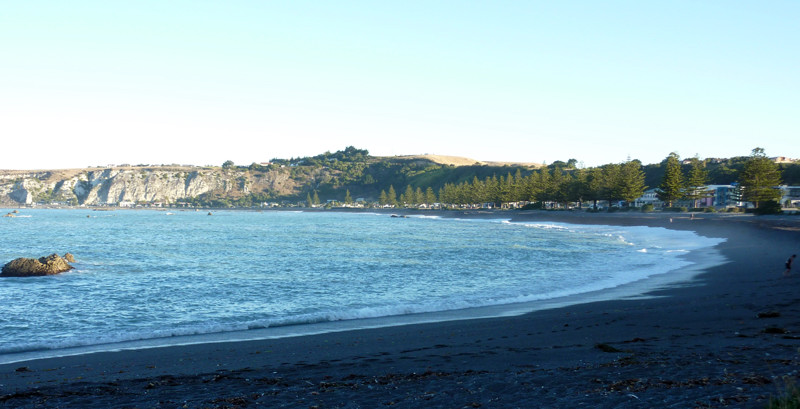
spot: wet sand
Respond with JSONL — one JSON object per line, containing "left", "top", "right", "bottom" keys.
{"left": 1, "top": 211, "right": 799, "bottom": 408}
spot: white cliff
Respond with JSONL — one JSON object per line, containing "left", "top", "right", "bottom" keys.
{"left": 0, "top": 166, "right": 302, "bottom": 206}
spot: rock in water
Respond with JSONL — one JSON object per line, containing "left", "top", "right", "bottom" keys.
{"left": 63, "top": 253, "right": 76, "bottom": 263}
{"left": 1, "top": 254, "right": 75, "bottom": 277}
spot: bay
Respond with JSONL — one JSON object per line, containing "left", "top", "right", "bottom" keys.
{"left": 0, "top": 209, "right": 723, "bottom": 357}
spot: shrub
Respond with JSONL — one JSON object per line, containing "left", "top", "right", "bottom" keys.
{"left": 641, "top": 204, "right": 654, "bottom": 213}
{"left": 754, "top": 200, "right": 783, "bottom": 215}
{"left": 520, "top": 202, "right": 544, "bottom": 210}
{"left": 768, "top": 378, "right": 800, "bottom": 409}
{"left": 702, "top": 207, "right": 716, "bottom": 213}
{"left": 664, "top": 206, "right": 688, "bottom": 213}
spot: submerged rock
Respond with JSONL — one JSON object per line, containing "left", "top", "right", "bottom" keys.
{"left": 1, "top": 254, "right": 75, "bottom": 277}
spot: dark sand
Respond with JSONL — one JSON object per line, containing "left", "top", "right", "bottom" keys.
{"left": 2, "top": 211, "right": 800, "bottom": 408}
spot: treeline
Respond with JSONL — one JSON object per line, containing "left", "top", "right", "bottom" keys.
{"left": 199, "top": 147, "right": 798, "bottom": 208}
{"left": 377, "top": 160, "right": 647, "bottom": 208}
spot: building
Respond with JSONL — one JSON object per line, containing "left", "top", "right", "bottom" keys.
{"left": 779, "top": 186, "right": 800, "bottom": 208}
{"left": 704, "top": 185, "right": 742, "bottom": 208}
{"left": 771, "top": 157, "right": 797, "bottom": 164}
{"left": 634, "top": 189, "right": 661, "bottom": 208}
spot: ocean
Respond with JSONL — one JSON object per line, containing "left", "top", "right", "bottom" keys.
{"left": 0, "top": 209, "right": 724, "bottom": 362}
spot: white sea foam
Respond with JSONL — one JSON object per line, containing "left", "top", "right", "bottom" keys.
{"left": 409, "top": 214, "right": 441, "bottom": 219}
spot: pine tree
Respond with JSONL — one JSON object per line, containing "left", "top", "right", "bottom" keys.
{"left": 617, "top": 160, "right": 647, "bottom": 205}
{"left": 425, "top": 187, "right": 437, "bottom": 205}
{"left": 513, "top": 169, "right": 524, "bottom": 202}
{"left": 568, "top": 168, "right": 589, "bottom": 209}
{"left": 684, "top": 158, "right": 710, "bottom": 207}
{"left": 387, "top": 185, "right": 398, "bottom": 207}
{"left": 306, "top": 192, "right": 313, "bottom": 207}
{"left": 404, "top": 185, "right": 415, "bottom": 205}
{"left": 740, "top": 147, "right": 782, "bottom": 208}
{"left": 500, "top": 172, "right": 515, "bottom": 204}
{"left": 312, "top": 191, "right": 320, "bottom": 205}
{"left": 657, "top": 152, "right": 685, "bottom": 207}
{"left": 344, "top": 189, "right": 352, "bottom": 204}
{"left": 379, "top": 190, "right": 388, "bottom": 206}
{"left": 585, "top": 167, "right": 605, "bottom": 209}
{"left": 471, "top": 176, "right": 485, "bottom": 203}
{"left": 549, "top": 168, "right": 566, "bottom": 207}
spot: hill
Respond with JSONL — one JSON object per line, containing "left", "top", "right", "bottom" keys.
{"left": 0, "top": 149, "right": 538, "bottom": 207}
{"left": 1, "top": 147, "right": 797, "bottom": 208}
{"left": 391, "top": 155, "right": 544, "bottom": 168}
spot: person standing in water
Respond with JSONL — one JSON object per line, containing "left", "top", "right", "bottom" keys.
{"left": 785, "top": 254, "right": 797, "bottom": 276}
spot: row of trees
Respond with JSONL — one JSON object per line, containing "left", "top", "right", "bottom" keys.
{"left": 210, "top": 147, "right": 788, "bottom": 210}
{"left": 377, "top": 159, "right": 647, "bottom": 208}
{"left": 657, "top": 148, "right": 783, "bottom": 208}
{"left": 656, "top": 153, "right": 710, "bottom": 207}
{"left": 373, "top": 148, "right": 784, "bottom": 209}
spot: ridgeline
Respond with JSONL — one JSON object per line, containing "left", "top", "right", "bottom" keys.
{"left": 0, "top": 147, "right": 797, "bottom": 208}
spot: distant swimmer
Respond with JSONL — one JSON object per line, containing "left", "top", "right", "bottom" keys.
{"left": 785, "top": 254, "right": 797, "bottom": 276}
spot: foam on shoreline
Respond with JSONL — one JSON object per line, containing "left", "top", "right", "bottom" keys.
{"left": 0, "top": 218, "right": 727, "bottom": 366}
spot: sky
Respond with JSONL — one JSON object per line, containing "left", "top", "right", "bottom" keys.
{"left": 1, "top": 1, "right": 798, "bottom": 170}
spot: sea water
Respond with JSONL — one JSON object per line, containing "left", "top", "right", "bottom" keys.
{"left": 0, "top": 209, "right": 724, "bottom": 360}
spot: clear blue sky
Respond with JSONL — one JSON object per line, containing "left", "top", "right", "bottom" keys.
{"left": 1, "top": 1, "right": 797, "bottom": 169}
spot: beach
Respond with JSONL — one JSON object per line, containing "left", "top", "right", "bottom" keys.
{"left": 2, "top": 211, "right": 799, "bottom": 408}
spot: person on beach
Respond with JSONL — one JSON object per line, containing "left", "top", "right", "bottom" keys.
{"left": 786, "top": 254, "right": 797, "bottom": 276}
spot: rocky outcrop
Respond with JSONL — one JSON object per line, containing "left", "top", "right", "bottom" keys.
{"left": 0, "top": 166, "right": 304, "bottom": 206}
{"left": 1, "top": 254, "right": 75, "bottom": 277}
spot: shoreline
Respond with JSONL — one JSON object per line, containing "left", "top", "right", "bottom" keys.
{"left": 2, "top": 211, "right": 800, "bottom": 407}
{"left": 0, "top": 227, "right": 723, "bottom": 367}
{"left": 0, "top": 209, "right": 723, "bottom": 364}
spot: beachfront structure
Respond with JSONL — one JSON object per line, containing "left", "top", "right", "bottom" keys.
{"left": 633, "top": 189, "right": 661, "bottom": 208}
{"left": 633, "top": 185, "right": 744, "bottom": 209}
{"left": 779, "top": 185, "right": 800, "bottom": 208}
{"left": 703, "top": 185, "right": 742, "bottom": 208}
{"left": 632, "top": 184, "right": 800, "bottom": 210}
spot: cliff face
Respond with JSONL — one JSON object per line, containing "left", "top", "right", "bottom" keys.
{"left": 0, "top": 166, "right": 302, "bottom": 206}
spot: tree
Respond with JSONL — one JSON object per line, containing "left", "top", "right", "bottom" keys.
{"left": 425, "top": 187, "right": 437, "bottom": 205}
{"left": 387, "top": 185, "right": 398, "bottom": 207}
{"left": 306, "top": 192, "right": 313, "bottom": 207}
{"left": 379, "top": 190, "right": 388, "bottom": 206}
{"left": 739, "top": 147, "right": 782, "bottom": 208}
{"left": 344, "top": 189, "right": 352, "bottom": 204}
{"left": 684, "top": 158, "right": 710, "bottom": 207}
{"left": 567, "top": 168, "right": 589, "bottom": 209}
{"left": 584, "top": 167, "right": 606, "bottom": 209}
{"left": 656, "top": 152, "right": 684, "bottom": 207}
{"left": 404, "top": 185, "right": 415, "bottom": 205}
{"left": 222, "top": 160, "right": 235, "bottom": 169}
{"left": 617, "top": 160, "right": 647, "bottom": 205}
{"left": 599, "top": 164, "right": 622, "bottom": 203}
{"left": 312, "top": 191, "right": 320, "bottom": 205}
